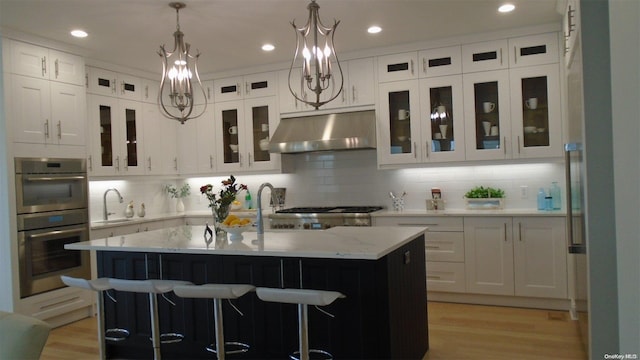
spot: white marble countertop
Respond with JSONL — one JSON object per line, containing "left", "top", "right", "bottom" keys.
{"left": 68, "top": 225, "right": 427, "bottom": 260}
{"left": 372, "top": 209, "right": 566, "bottom": 217}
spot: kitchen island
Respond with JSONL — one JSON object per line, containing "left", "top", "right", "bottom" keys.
{"left": 66, "top": 225, "right": 429, "bottom": 359}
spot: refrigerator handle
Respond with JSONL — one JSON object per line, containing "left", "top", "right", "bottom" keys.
{"left": 565, "top": 147, "right": 577, "bottom": 247}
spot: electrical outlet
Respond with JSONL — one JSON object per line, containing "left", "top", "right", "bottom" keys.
{"left": 520, "top": 185, "right": 529, "bottom": 199}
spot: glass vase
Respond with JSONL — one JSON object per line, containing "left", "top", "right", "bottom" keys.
{"left": 212, "top": 206, "right": 230, "bottom": 236}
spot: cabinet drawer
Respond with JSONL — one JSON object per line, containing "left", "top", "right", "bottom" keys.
{"left": 375, "top": 216, "right": 463, "bottom": 232}
{"left": 425, "top": 231, "right": 464, "bottom": 262}
{"left": 462, "top": 39, "right": 508, "bottom": 72}
{"left": 508, "top": 32, "right": 559, "bottom": 68}
{"left": 377, "top": 52, "right": 418, "bottom": 82}
{"left": 419, "top": 45, "right": 462, "bottom": 77}
{"left": 426, "top": 262, "right": 466, "bottom": 293}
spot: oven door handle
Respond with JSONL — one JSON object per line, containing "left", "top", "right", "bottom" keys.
{"left": 24, "top": 175, "right": 86, "bottom": 182}
{"left": 28, "top": 228, "right": 85, "bottom": 239}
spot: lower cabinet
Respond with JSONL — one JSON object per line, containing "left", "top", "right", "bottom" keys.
{"left": 95, "top": 234, "right": 428, "bottom": 359}
{"left": 464, "top": 216, "right": 568, "bottom": 299}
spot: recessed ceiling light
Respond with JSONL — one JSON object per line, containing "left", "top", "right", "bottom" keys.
{"left": 498, "top": 4, "right": 515, "bottom": 13}
{"left": 368, "top": 26, "right": 382, "bottom": 34}
{"left": 262, "top": 44, "right": 275, "bottom": 51}
{"left": 70, "top": 29, "right": 88, "bottom": 38}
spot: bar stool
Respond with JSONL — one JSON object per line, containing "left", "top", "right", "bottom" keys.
{"left": 61, "top": 276, "right": 130, "bottom": 359}
{"left": 173, "top": 284, "right": 255, "bottom": 359}
{"left": 256, "top": 288, "right": 345, "bottom": 360}
{"left": 108, "top": 279, "right": 191, "bottom": 360}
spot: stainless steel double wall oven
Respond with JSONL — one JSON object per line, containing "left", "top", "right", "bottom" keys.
{"left": 15, "top": 157, "right": 90, "bottom": 298}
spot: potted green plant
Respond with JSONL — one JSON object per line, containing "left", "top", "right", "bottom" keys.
{"left": 464, "top": 186, "right": 505, "bottom": 209}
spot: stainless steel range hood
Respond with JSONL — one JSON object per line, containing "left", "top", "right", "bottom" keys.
{"left": 269, "top": 110, "right": 377, "bottom": 153}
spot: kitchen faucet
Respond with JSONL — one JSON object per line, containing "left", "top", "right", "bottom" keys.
{"left": 103, "top": 188, "right": 124, "bottom": 220}
{"left": 256, "top": 182, "right": 279, "bottom": 239}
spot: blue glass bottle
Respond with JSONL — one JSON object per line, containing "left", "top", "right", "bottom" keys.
{"left": 537, "top": 188, "right": 546, "bottom": 210}
{"left": 550, "top": 182, "right": 561, "bottom": 210}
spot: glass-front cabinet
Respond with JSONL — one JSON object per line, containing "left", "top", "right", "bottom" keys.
{"left": 509, "top": 64, "right": 562, "bottom": 159}
{"left": 214, "top": 97, "right": 279, "bottom": 173}
{"left": 87, "top": 95, "right": 145, "bottom": 176}
{"left": 377, "top": 80, "right": 421, "bottom": 165}
{"left": 419, "top": 75, "right": 465, "bottom": 162}
{"left": 463, "top": 70, "right": 511, "bottom": 161}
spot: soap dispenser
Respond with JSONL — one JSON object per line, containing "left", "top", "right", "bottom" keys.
{"left": 537, "top": 188, "right": 546, "bottom": 210}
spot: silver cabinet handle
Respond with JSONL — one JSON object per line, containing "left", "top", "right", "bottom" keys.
{"left": 148, "top": 156, "right": 152, "bottom": 171}
{"left": 209, "top": 155, "right": 214, "bottom": 169}
{"left": 115, "top": 156, "right": 120, "bottom": 171}
{"left": 239, "top": 153, "right": 243, "bottom": 167}
{"left": 207, "top": 87, "right": 211, "bottom": 100}
{"left": 423, "top": 58, "right": 427, "bottom": 73}
{"left": 245, "top": 82, "right": 250, "bottom": 95}
{"left": 504, "top": 136, "right": 507, "bottom": 155}
{"left": 41, "top": 56, "right": 47, "bottom": 76}
{"left": 518, "top": 222, "right": 522, "bottom": 241}
{"left": 85, "top": 73, "right": 89, "bottom": 88}
{"left": 174, "top": 157, "right": 178, "bottom": 171}
{"left": 413, "top": 142, "right": 417, "bottom": 158}
{"left": 112, "top": 78, "right": 117, "bottom": 94}
{"left": 427, "top": 275, "right": 442, "bottom": 280}
{"left": 500, "top": 48, "right": 503, "bottom": 65}
{"left": 57, "top": 121, "right": 62, "bottom": 139}
{"left": 145, "top": 85, "right": 149, "bottom": 100}
{"left": 248, "top": 153, "right": 252, "bottom": 166}
{"left": 88, "top": 155, "right": 93, "bottom": 171}
{"left": 425, "top": 245, "right": 441, "bottom": 250}
{"left": 410, "top": 59, "right": 414, "bottom": 75}
{"left": 503, "top": 222, "right": 508, "bottom": 242}
{"left": 352, "top": 85, "right": 356, "bottom": 103}
{"left": 124, "top": 156, "right": 128, "bottom": 170}
{"left": 425, "top": 141, "right": 430, "bottom": 158}
{"left": 120, "top": 81, "right": 125, "bottom": 94}
{"left": 237, "top": 83, "right": 242, "bottom": 96}
{"left": 517, "top": 135, "right": 521, "bottom": 154}
{"left": 44, "top": 119, "right": 50, "bottom": 138}
{"left": 55, "top": 58, "right": 59, "bottom": 78}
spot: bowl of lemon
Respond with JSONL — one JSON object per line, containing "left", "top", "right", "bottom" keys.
{"left": 219, "top": 214, "right": 253, "bottom": 241}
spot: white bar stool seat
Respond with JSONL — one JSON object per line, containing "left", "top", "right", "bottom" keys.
{"left": 256, "top": 288, "right": 345, "bottom": 360}
{"left": 173, "top": 284, "right": 255, "bottom": 360}
{"left": 60, "top": 276, "right": 130, "bottom": 360}
{"left": 108, "top": 279, "right": 191, "bottom": 360}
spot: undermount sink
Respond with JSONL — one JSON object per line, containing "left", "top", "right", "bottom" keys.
{"left": 93, "top": 218, "right": 133, "bottom": 225}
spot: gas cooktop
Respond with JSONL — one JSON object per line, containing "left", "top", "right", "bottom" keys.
{"left": 275, "top": 206, "right": 384, "bottom": 214}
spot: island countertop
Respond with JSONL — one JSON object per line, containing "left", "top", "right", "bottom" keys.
{"left": 66, "top": 225, "right": 427, "bottom": 260}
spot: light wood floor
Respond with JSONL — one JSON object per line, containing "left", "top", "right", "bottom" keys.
{"left": 41, "top": 302, "right": 587, "bottom": 360}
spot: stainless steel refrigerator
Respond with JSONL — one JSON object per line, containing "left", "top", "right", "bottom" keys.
{"left": 565, "top": 31, "right": 589, "bottom": 353}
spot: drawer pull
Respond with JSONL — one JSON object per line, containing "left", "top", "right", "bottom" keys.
{"left": 398, "top": 223, "right": 439, "bottom": 226}
{"left": 427, "top": 275, "right": 442, "bottom": 280}
{"left": 425, "top": 245, "right": 441, "bottom": 249}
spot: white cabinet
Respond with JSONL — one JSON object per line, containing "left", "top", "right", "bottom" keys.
{"left": 461, "top": 39, "right": 509, "bottom": 73}
{"left": 10, "top": 75, "right": 85, "bottom": 146}
{"left": 142, "top": 102, "right": 179, "bottom": 175}
{"left": 419, "top": 75, "right": 466, "bottom": 163}
{"left": 509, "top": 64, "right": 563, "bottom": 159}
{"left": 419, "top": 45, "right": 462, "bottom": 78}
{"left": 377, "top": 52, "right": 418, "bottom": 83}
{"left": 465, "top": 216, "right": 568, "bottom": 299}
{"left": 464, "top": 217, "right": 515, "bottom": 296}
{"left": 513, "top": 217, "right": 568, "bottom": 299}
{"left": 377, "top": 80, "right": 421, "bottom": 165}
{"left": 8, "top": 40, "right": 84, "bottom": 85}
{"left": 508, "top": 32, "right": 560, "bottom": 68}
{"left": 277, "top": 68, "right": 315, "bottom": 113}
{"left": 87, "top": 95, "right": 145, "bottom": 176}
{"left": 90, "top": 219, "right": 174, "bottom": 239}
{"left": 213, "top": 72, "right": 276, "bottom": 102}
{"left": 86, "top": 66, "right": 142, "bottom": 100}
{"left": 177, "top": 105, "right": 216, "bottom": 175}
{"left": 324, "top": 57, "right": 375, "bottom": 109}
{"left": 214, "top": 97, "right": 279, "bottom": 173}
{"left": 462, "top": 69, "right": 511, "bottom": 161}
{"left": 141, "top": 79, "right": 160, "bottom": 103}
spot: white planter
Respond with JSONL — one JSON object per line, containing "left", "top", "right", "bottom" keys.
{"left": 464, "top": 198, "right": 505, "bottom": 210}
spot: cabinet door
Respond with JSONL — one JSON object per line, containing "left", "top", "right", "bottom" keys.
{"left": 118, "top": 100, "right": 145, "bottom": 175}
{"left": 419, "top": 75, "right": 466, "bottom": 162}
{"left": 461, "top": 39, "right": 508, "bottom": 73}
{"left": 509, "top": 64, "right": 563, "bottom": 159}
{"left": 464, "top": 217, "right": 514, "bottom": 295}
{"left": 140, "top": 79, "right": 159, "bottom": 104}
{"left": 11, "top": 75, "right": 51, "bottom": 144}
{"left": 244, "top": 97, "right": 279, "bottom": 172}
{"left": 142, "top": 102, "right": 164, "bottom": 174}
{"left": 213, "top": 76, "right": 243, "bottom": 102}
{"left": 419, "top": 45, "right": 462, "bottom": 77}
{"left": 195, "top": 106, "right": 216, "bottom": 173}
{"left": 192, "top": 80, "right": 214, "bottom": 105}
{"left": 377, "top": 52, "right": 418, "bottom": 83}
{"left": 48, "top": 49, "right": 85, "bottom": 85}
{"left": 87, "top": 95, "right": 120, "bottom": 175}
{"left": 215, "top": 100, "right": 245, "bottom": 171}
{"left": 277, "top": 68, "right": 313, "bottom": 113}
{"left": 244, "top": 72, "right": 277, "bottom": 99}
{"left": 346, "top": 57, "right": 375, "bottom": 107}
{"left": 377, "top": 80, "right": 421, "bottom": 165}
{"left": 87, "top": 67, "right": 118, "bottom": 96}
{"left": 463, "top": 69, "right": 511, "bottom": 161}
{"left": 10, "top": 41, "right": 48, "bottom": 79}
{"left": 50, "top": 82, "right": 86, "bottom": 145}
{"left": 508, "top": 32, "right": 559, "bottom": 68}
{"left": 177, "top": 105, "right": 214, "bottom": 175}
{"left": 513, "top": 217, "right": 568, "bottom": 298}
{"left": 117, "top": 73, "right": 142, "bottom": 101}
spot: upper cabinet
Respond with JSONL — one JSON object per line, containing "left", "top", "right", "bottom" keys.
{"left": 377, "top": 80, "right": 421, "bottom": 165}
{"left": 377, "top": 52, "right": 418, "bottom": 83}
{"left": 177, "top": 105, "right": 216, "bottom": 175}
{"left": 461, "top": 39, "right": 509, "bottom": 73}
{"left": 213, "top": 72, "right": 276, "bottom": 102}
{"left": 324, "top": 57, "right": 376, "bottom": 110}
{"left": 7, "top": 40, "right": 84, "bottom": 85}
{"left": 418, "top": 46, "right": 462, "bottom": 78}
{"left": 86, "top": 66, "right": 142, "bottom": 100}
{"left": 508, "top": 33, "right": 560, "bottom": 68}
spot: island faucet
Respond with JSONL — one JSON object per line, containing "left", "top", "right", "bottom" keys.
{"left": 256, "top": 182, "right": 279, "bottom": 238}
{"left": 103, "top": 188, "right": 124, "bottom": 220}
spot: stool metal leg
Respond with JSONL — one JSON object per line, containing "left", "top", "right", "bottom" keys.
{"left": 149, "top": 293, "right": 162, "bottom": 360}
{"left": 213, "top": 298, "right": 226, "bottom": 360}
{"left": 299, "top": 303, "right": 309, "bottom": 360}
{"left": 96, "top": 291, "right": 107, "bottom": 360}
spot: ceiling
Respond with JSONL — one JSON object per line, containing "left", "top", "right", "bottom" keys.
{"left": 0, "top": 0, "right": 562, "bottom": 77}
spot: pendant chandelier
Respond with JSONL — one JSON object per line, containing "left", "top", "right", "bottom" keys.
{"left": 158, "top": 2, "right": 206, "bottom": 124}
{"left": 288, "top": 0, "right": 343, "bottom": 110}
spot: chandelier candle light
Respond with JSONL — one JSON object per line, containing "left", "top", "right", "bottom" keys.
{"left": 289, "top": 0, "right": 343, "bottom": 109}
{"left": 158, "top": 2, "right": 207, "bottom": 124}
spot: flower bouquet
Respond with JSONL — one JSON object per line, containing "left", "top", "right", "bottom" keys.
{"left": 200, "top": 175, "right": 247, "bottom": 234}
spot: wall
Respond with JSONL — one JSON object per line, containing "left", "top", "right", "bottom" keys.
{"left": 89, "top": 151, "right": 565, "bottom": 221}
{"left": 610, "top": 0, "right": 640, "bottom": 354}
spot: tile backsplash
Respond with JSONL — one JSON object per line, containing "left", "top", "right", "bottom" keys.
{"left": 89, "top": 150, "right": 565, "bottom": 221}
